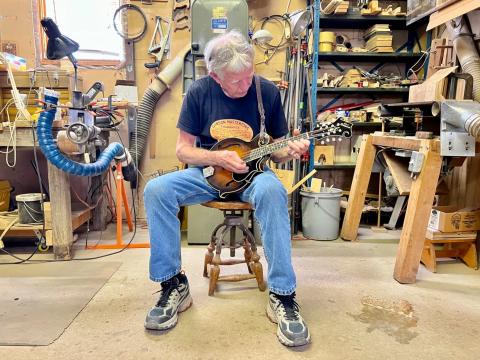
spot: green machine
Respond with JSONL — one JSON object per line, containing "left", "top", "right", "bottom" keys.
{"left": 191, "top": 0, "right": 249, "bottom": 56}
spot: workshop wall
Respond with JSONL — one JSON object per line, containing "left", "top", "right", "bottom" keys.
{"left": 132, "top": 0, "right": 306, "bottom": 215}
{"left": 1, "top": 0, "right": 306, "bottom": 216}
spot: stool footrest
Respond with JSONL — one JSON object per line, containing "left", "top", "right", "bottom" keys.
{"left": 214, "top": 258, "right": 248, "bottom": 266}
{"left": 218, "top": 274, "right": 257, "bottom": 282}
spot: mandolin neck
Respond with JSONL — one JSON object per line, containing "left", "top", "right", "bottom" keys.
{"left": 242, "top": 132, "right": 312, "bottom": 162}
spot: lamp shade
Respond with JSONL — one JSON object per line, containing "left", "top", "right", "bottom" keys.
{"left": 288, "top": 10, "right": 312, "bottom": 38}
{"left": 41, "top": 18, "right": 79, "bottom": 60}
{"left": 252, "top": 29, "right": 274, "bottom": 44}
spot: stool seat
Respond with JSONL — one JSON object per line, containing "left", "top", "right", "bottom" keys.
{"left": 202, "top": 200, "right": 252, "bottom": 211}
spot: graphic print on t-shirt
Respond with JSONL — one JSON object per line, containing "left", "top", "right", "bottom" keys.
{"left": 210, "top": 119, "right": 254, "bottom": 142}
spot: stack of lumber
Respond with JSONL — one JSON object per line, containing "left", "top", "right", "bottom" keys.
{"left": 334, "top": 1, "right": 349, "bottom": 14}
{"left": 364, "top": 24, "right": 393, "bottom": 52}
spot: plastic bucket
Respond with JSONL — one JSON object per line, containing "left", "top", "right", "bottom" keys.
{"left": 16, "top": 193, "right": 44, "bottom": 224}
{"left": 301, "top": 188, "right": 342, "bottom": 240}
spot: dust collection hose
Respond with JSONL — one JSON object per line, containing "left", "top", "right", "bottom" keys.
{"left": 128, "top": 44, "right": 190, "bottom": 167}
{"left": 442, "top": 100, "right": 480, "bottom": 140}
{"left": 446, "top": 16, "right": 480, "bottom": 102}
{"left": 37, "top": 90, "right": 132, "bottom": 177}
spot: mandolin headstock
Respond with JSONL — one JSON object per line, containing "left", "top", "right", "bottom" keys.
{"left": 312, "top": 117, "right": 353, "bottom": 144}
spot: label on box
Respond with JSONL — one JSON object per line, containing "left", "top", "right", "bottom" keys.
{"left": 428, "top": 209, "right": 440, "bottom": 230}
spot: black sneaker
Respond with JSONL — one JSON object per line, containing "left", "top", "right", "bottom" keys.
{"left": 266, "top": 292, "right": 310, "bottom": 347}
{"left": 145, "top": 272, "right": 193, "bottom": 330}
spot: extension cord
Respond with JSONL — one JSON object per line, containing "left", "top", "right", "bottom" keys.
{"left": 11, "top": 90, "right": 27, "bottom": 112}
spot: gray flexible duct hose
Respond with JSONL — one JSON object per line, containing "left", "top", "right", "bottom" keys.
{"left": 129, "top": 45, "right": 190, "bottom": 167}
{"left": 446, "top": 17, "right": 480, "bottom": 102}
{"left": 129, "top": 88, "right": 161, "bottom": 165}
{"left": 442, "top": 100, "right": 480, "bottom": 139}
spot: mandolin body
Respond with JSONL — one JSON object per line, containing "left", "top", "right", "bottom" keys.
{"left": 205, "top": 134, "right": 270, "bottom": 198}
{"left": 203, "top": 117, "right": 353, "bottom": 198}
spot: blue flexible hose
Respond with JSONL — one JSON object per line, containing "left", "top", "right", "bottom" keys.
{"left": 36, "top": 93, "right": 124, "bottom": 176}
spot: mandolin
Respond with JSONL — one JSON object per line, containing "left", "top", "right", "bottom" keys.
{"left": 203, "top": 117, "right": 353, "bottom": 198}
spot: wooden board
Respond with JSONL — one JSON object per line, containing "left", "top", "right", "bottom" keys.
{"left": 383, "top": 152, "right": 412, "bottom": 195}
{"left": 409, "top": 66, "right": 457, "bottom": 102}
{"left": 311, "top": 178, "right": 323, "bottom": 192}
{"left": 427, "top": 0, "right": 480, "bottom": 30}
{"left": 340, "top": 135, "right": 376, "bottom": 241}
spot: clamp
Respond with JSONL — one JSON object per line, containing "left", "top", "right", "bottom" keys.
{"left": 144, "top": 16, "right": 172, "bottom": 69}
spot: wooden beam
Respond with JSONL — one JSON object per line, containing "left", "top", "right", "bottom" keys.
{"left": 47, "top": 162, "right": 73, "bottom": 259}
{"left": 393, "top": 139, "right": 442, "bottom": 283}
{"left": 340, "top": 135, "right": 376, "bottom": 241}
{"left": 371, "top": 133, "right": 427, "bottom": 151}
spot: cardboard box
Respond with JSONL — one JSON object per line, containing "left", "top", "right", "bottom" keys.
{"left": 428, "top": 206, "right": 480, "bottom": 232}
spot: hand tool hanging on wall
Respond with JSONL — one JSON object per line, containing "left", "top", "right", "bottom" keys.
{"left": 144, "top": 16, "right": 172, "bottom": 69}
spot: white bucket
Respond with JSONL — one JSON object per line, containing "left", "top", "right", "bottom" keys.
{"left": 301, "top": 188, "right": 342, "bottom": 240}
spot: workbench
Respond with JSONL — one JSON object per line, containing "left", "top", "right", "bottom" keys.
{"left": 0, "top": 127, "right": 92, "bottom": 259}
{"left": 340, "top": 132, "right": 442, "bottom": 283}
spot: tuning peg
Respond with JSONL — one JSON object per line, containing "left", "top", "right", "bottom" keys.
{"left": 326, "top": 138, "right": 330, "bottom": 143}
{"left": 332, "top": 138, "right": 336, "bottom": 142}
{"left": 320, "top": 141, "right": 325, "bottom": 145}
{"left": 338, "top": 138, "right": 342, "bottom": 142}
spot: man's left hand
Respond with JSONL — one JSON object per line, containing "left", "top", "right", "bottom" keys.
{"left": 286, "top": 129, "right": 310, "bottom": 159}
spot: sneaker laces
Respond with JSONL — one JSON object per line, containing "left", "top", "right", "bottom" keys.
{"left": 274, "top": 292, "right": 300, "bottom": 321}
{"left": 156, "top": 277, "right": 179, "bottom": 307}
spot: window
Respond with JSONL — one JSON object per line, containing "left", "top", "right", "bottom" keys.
{"left": 39, "top": 0, "right": 123, "bottom": 63}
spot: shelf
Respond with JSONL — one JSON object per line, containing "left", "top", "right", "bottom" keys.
{"left": 317, "top": 87, "right": 409, "bottom": 95}
{"left": 319, "top": 14, "right": 406, "bottom": 29}
{"left": 314, "top": 163, "right": 357, "bottom": 170}
{"left": 318, "top": 52, "right": 422, "bottom": 63}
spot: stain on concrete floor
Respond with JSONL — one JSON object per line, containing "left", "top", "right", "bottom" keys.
{"left": 348, "top": 296, "right": 419, "bottom": 344}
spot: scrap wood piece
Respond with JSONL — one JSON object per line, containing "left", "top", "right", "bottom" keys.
{"left": 409, "top": 66, "right": 458, "bottom": 102}
{"left": 290, "top": 170, "right": 317, "bottom": 194}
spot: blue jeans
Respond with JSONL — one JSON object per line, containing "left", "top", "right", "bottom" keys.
{"left": 143, "top": 167, "right": 296, "bottom": 295}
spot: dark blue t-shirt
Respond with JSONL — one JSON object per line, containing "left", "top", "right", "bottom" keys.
{"left": 177, "top": 75, "right": 288, "bottom": 149}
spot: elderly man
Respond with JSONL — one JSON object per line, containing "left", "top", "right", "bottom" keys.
{"left": 143, "top": 30, "right": 311, "bottom": 347}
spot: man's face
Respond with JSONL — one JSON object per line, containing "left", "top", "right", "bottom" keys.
{"left": 211, "top": 67, "right": 254, "bottom": 99}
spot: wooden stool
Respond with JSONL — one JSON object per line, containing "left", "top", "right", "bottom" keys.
{"left": 421, "top": 237, "right": 478, "bottom": 272}
{"left": 202, "top": 200, "right": 266, "bottom": 296}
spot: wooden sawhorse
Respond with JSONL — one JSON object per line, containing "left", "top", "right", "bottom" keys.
{"left": 340, "top": 132, "right": 442, "bottom": 284}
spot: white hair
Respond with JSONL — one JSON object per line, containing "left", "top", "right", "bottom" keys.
{"left": 204, "top": 30, "right": 254, "bottom": 77}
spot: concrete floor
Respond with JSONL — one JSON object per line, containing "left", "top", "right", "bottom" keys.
{"left": 0, "top": 225, "right": 479, "bottom": 360}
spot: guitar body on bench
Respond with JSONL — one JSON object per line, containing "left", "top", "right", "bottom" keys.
{"left": 203, "top": 117, "right": 352, "bottom": 198}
